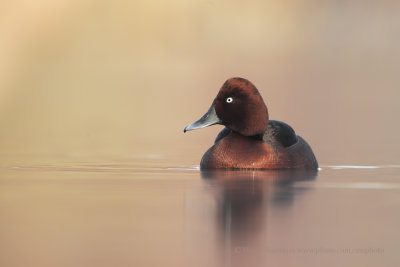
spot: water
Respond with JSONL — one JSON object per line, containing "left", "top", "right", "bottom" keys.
{"left": 1, "top": 157, "right": 399, "bottom": 267}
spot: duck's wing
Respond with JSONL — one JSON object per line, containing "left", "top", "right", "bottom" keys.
{"left": 264, "top": 120, "right": 298, "bottom": 147}
{"left": 214, "top": 127, "right": 232, "bottom": 143}
{"left": 214, "top": 121, "right": 298, "bottom": 147}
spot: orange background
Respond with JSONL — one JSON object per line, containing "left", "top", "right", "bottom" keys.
{"left": 1, "top": 1, "right": 399, "bottom": 165}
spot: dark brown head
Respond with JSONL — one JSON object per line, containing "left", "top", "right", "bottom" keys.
{"left": 184, "top": 77, "right": 269, "bottom": 136}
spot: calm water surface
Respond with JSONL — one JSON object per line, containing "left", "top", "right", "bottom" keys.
{"left": 0, "top": 156, "right": 399, "bottom": 267}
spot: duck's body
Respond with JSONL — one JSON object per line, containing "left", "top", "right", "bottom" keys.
{"left": 201, "top": 121, "right": 318, "bottom": 169}
{"left": 184, "top": 77, "right": 318, "bottom": 170}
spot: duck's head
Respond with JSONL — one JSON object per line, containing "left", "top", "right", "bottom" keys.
{"left": 184, "top": 77, "right": 269, "bottom": 136}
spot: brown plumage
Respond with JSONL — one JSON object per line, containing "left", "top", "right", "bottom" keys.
{"left": 184, "top": 77, "right": 318, "bottom": 170}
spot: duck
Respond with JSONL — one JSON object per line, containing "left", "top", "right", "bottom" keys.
{"left": 183, "top": 77, "right": 318, "bottom": 170}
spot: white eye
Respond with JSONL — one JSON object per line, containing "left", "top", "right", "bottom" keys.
{"left": 226, "top": 97, "right": 233, "bottom": 103}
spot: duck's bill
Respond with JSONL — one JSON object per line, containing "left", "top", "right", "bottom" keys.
{"left": 184, "top": 105, "right": 221, "bottom": 132}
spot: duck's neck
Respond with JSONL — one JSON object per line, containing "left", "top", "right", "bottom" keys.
{"left": 231, "top": 130, "right": 264, "bottom": 141}
{"left": 249, "top": 133, "right": 265, "bottom": 141}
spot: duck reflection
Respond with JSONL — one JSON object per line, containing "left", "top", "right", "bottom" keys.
{"left": 200, "top": 169, "right": 317, "bottom": 267}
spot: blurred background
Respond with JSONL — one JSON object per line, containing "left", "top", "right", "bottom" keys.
{"left": 1, "top": 0, "right": 399, "bottom": 165}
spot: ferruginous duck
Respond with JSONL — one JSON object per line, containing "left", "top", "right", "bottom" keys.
{"left": 184, "top": 77, "right": 318, "bottom": 170}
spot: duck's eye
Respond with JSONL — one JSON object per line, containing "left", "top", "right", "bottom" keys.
{"left": 226, "top": 97, "right": 233, "bottom": 103}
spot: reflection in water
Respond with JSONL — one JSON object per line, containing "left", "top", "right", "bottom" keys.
{"left": 1, "top": 164, "right": 398, "bottom": 266}
{"left": 200, "top": 170, "right": 318, "bottom": 267}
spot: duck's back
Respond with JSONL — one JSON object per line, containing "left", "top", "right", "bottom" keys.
{"left": 263, "top": 120, "right": 297, "bottom": 147}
